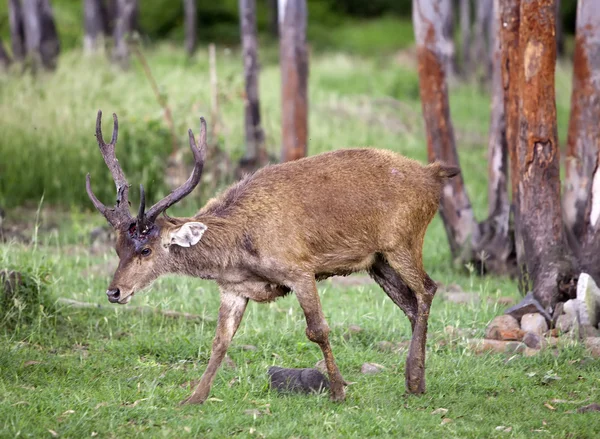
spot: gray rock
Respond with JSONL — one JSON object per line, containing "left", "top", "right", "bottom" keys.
{"left": 556, "top": 314, "right": 575, "bottom": 333}
{"left": 576, "top": 273, "right": 600, "bottom": 327}
{"left": 580, "top": 325, "right": 600, "bottom": 339}
{"left": 584, "top": 337, "right": 600, "bottom": 357}
{"left": 361, "top": 362, "right": 385, "bottom": 374}
{"left": 522, "top": 332, "right": 546, "bottom": 349}
{"left": 521, "top": 313, "right": 548, "bottom": 335}
{"left": 268, "top": 366, "right": 329, "bottom": 394}
{"left": 505, "top": 292, "right": 551, "bottom": 323}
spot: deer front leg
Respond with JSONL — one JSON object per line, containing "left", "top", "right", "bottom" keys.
{"left": 293, "top": 276, "right": 346, "bottom": 402}
{"left": 181, "top": 291, "right": 248, "bottom": 405}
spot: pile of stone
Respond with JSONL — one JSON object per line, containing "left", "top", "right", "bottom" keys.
{"left": 469, "top": 273, "right": 600, "bottom": 357}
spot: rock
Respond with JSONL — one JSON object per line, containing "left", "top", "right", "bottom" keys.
{"left": 523, "top": 347, "right": 540, "bottom": 357}
{"left": 580, "top": 325, "right": 600, "bottom": 339}
{"left": 576, "top": 273, "right": 600, "bottom": 327}
{"left": 551, "top": 302, "right": 564, "bottom": 327}
{"left": 521, "top": 313, "right": 548, "bottom": 335}
{"left": 441, "top": 418, "right": 453, "bottom": 425}
{"left": 361, "top": 363, "right": 385, "bottom": 374}
{"left": 375, "top": 340, "right": 410, "bottom": 352}
{"left": 468, "top": 339, "right": 526, "bottom": 354}
{"left": 563, "top": 299, "right": 581, "bottom": 322}
{"left": 442, "top": 292, "right": 480, "bottom": 304}
{"left": 485, "top": 315, "right": 520, "bottom": 340}
{"left": 584, "top": 337, "right": 600, "bottom": 357}
{"left": 556, "top": 314, "right": 575, "bottom": 333}
{"left": 505, "top": 292, "right": 551, "bottom": 324}
{"left": 577, "top": 403, "right": 600, "bottom": 413}
{"left": 343, "top": 324, "right": 363, "bottom": 340}
{"left": 522, "top": 332, "right": 546, "bottom": 349}
{"left": 268, "top": 366, "right": 329, "bottom": 394}
{"left": 431, "top": 408, "right": 448, "bottom": 415}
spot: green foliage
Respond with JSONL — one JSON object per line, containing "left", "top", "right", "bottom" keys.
{"left": 0, "top": 254, "right": 54, "bottom": 329}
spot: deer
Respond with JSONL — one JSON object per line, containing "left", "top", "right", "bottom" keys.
{"left": 86, "top": 110, "right": 460, "bottom": 405}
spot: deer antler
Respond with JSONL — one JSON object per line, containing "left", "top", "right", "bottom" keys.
{"left": 141, "top": 117, "right": 207, "bottom": 224}
{"left": 87, "top": 112, "right": 206, "bottom": 230}
{"left": 86, "top": 110, "right": 133, "bottom": 228}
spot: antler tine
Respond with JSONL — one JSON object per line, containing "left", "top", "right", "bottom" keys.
{"left": 136, "top": 184, "right": 146, "bottom": 231}
{"left": 95, "top": 110, "right": 130, "bottom": 208}
{"left": 86, "top": 110, "right": 133, "bottom": 228}
{"left": 145, "top": 117, "right": 207, "bottom": 223}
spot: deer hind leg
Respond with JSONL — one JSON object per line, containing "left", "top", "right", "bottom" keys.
{"left": 368, "top": 253, "right": 418, "bottom": 330}
{"left": 181, "top": 290, "right": 248, "bottom": 405}
{"left": 382, "top": 250, "right": 437, "bottom": 395}
{"left": 293, "top": 276, "right": 346, "bottom": 401}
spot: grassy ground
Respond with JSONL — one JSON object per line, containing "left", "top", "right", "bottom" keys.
{"left": 1, "top": 39, "right": 598, "bottom": 438}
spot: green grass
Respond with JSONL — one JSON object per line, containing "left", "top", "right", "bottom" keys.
{"left": 1, "top": 36, "right": 595, "bottom": 438}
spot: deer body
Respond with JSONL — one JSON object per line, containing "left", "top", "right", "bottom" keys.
{"left": 87, "top": 111, "right": 459, "bottom": 405}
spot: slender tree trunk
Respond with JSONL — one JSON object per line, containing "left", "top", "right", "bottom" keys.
{"left": 476, "top": 0, "right": 513, "bottom": 275}
{"left": 279, "top": 0, "right": 308, "bottom": 162}
{"left": 0, "top": 37, "right": 12, "bottom": 68}
{"left": 38, "top": 0, "right": 60, "bottom": 69}
{"left": 21, "top": 0, "right": 42, "bottom": 67}
{"left": 84, "top": 0, "right": 109, "bottom": 54}
{"left": 459, "top": 0, "right": 471, "bottom": 77}
{"left": 184, "top": 0, "right": 197, "bottom": 57}
{"left": 239, "top": 0, "right": 267, "bottom": 170}
{"left": 269, "top": 0, "right": 279, "bottom": 38}
{"left": 565, "top": 0, "right": 600, "bottom": 283}
{"left": 413, "top": 0, "right": 480, "bottom": 261}
{"left": 473, "top": 0, "right": 494, "bottom": 82}
{"left": 555, "top": 0, "right": 564, "bottom": 57}
{"left": 440, "top": 0, "right": 457, "bottom": 80}
{"left": 499, "top": 0, "right": 526, "bottom": 287}
{"left": 517, "top": 0, "right": 574, "bottom": 309}
{"left": 113, "top": 0, "right": 137, "bottom": 69}
{"left": 8, "top": 0, "right": 26, "bottom": 62}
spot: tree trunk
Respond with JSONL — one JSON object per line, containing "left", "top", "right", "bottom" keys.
{"left": 440, "top": 0, "right": 456, "bottom": 80}
{"left": 269, "top": 0, "right": 279, "bottom": 38}
{"left": 565, "top": 0, "right": 600, "bottom": 284}
{"left": 498, "top": 0, "right": 527, "bottom": 289}
{"left": 8, "top": 0, "right": 26, "bottom": 62}
{"left": 38, "top": 0, "right": 60, "bottom": 69}
{"left": 21, "top": 0, "right": 42, "bottom": 67}
{"left": 279, "top": 0, "right": 308, "bottom": 162}
{"left": 476, "top": 0, "right": 513, "bottom": 276}
{"left": 84, "top": 0, "right": 109, "bottom": 54}
{"left": 459, "top": 0, "right": 471, "bottom": 77}
{"left": 555, "top": 0, "right": 564, "bottom": 57}
{"left": 517, "top": 0, "right": 574, "bottom": 310}
{"left": 239, "top": 0, "right": 267, "bottom": 171}
{"left": 183, "top": 0, "right": 197, "bottom": 57}
{"left": 113, "top": 0, "right": 137, "bottom": 69}
{"left": 413, "top": 0, "right": 480, "bottom": 261}
{"left": 0, "top": 37, "right": 12, "bottom": 68}
{"left": 473, "top": 0, "right": 494, "bottom": 83}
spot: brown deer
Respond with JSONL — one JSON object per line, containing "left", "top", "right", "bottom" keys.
{"left": 86, "top": 110, "right": 459, "bottom": 405}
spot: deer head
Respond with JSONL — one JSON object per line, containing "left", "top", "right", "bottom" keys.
{"left": 86, "top": 110, "right": 208, "bottom": 304}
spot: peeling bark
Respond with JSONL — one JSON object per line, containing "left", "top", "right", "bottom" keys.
{"left": 517, "top": 0, "right": 574, "bottom": 309}
{"left": 413, "top": 0, "right": 480, "bottom": 261}
{"left": 279, "top": 0, "right": 308, "bottom": 162}
{"left": 476, "top": 0, "right": 513, "bottom": 276}
{"left": 239, "top": 0, "right": 267, "bottom": 171}
{"left": 184, "top": 0, "right": 197, "bottom": 57}
{"left": 499, "top": 0, "right": 526, "bottom": 287}
{"left": 8, "top": 0, "right": 26, "bottom": 62}
{"left": 567, "top": 0, "right": 600, "bottom": 284}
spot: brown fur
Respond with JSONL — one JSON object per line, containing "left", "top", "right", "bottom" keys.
{"left": 100, "top": 148, "right": 458, "bottom": 404}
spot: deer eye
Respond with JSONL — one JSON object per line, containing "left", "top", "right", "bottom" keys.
{"left": 141, "top": 248, "right": 152, "bottom": 257}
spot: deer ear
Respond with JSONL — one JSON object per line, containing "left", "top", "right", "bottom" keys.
{"left": 169, "top": 222, "right": 207, "bottom": 248}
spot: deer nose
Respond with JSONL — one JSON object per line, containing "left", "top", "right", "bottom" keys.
{"left": 106, "top": 288, "right": 121, "bottom": 303}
